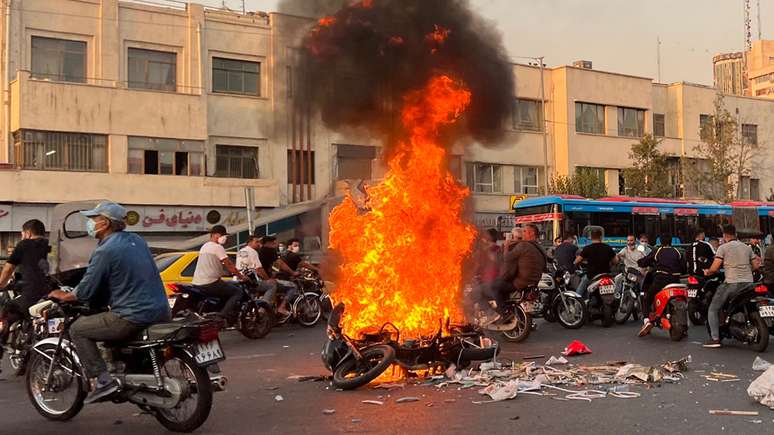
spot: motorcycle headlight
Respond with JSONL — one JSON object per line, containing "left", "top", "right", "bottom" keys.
{"left": 627, "top": 274, "right": 638, "bottom": 282}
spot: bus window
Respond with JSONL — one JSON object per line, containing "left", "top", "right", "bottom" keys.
{"left": 564, "top": 212, "right": 591, "bottom": 237}
{"left": 633, "top": 215, "right": 661, "bottom": 243}
{"left": 674, "top": 216, "right": 698, "bottom": 245}
{"left": 699, "top": 214, "right": 729, "bottom": 238}
{"left": 591, "top": 212, "right": 631, "bottom": 238}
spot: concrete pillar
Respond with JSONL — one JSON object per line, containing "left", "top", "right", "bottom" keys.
{"left": 605, "top": 106, "right": 618, "bottom": 136}
{"left": 109, "top": 135, "right": 128, "bottom": 174}
{"left": 98, "top": 0, "right": 120, "bottom": 85}
{"left": 605, "top": 169, "right": 620, "bottom": 196}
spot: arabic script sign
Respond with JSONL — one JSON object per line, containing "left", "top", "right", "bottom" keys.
{"left": 125, "top": 207, "right": 248, "bottom": 232}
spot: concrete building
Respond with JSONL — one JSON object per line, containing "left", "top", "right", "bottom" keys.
{"left": 713, "top": 52, "right": 746, "bottom": 96}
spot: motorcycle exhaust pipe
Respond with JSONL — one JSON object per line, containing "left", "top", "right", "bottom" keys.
{"left": 211, "top": 375, "right": 228, "bottom": 392}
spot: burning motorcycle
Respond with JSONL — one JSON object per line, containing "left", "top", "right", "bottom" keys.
{"left": 25, "top": 296, "right": 225, "bottom": 432}
{"left": 168, "top": 280, "right": 274, "bottom": 339}
{"left": 322, "top": 303, "right": 499, "bottom": 390}
{"left": 641, "top": 283, "right": 689, "bottom": 341}
{"left": 708, "top": 283, "right": 772, "bottom": 352}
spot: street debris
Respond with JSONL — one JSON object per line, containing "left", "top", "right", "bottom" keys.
{"left": 703, "top": 372, "right": 739, "bottom": 382}
{"left": 748, "top": 366, "right": 774, "bottom": 409}
{"left": 395, "top": 397, "right": 420, "bottom": 403}
{"left": 523, "top": 354, "right": 546, "bottom": 360}
{"left": 362, "top": 400, "right": 384, "bottom": 406}
{"left": 374, "top": 382, "right": 405, "bottom": 390}
{"left": 322, "top": 409, "right": 336, "bottom": 415}
{"left": 562, "top": 340, "right": 592, "bottom": 356}
{"left": 709, "top": 410, "right": 760, "bottom": 416}
{"left": 274, "top": 395, "right": 284, "bottom": 402}
{"left": 545, "top": 356, "right": 568, "bottom": 366}
{"left": 753, "top": 356, "right": 772, "bottom": 372}
{"left": 287, "top": 375, "right": 327, "bottom": 382}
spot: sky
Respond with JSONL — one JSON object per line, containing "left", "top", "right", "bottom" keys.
{"left": 192, "top": 0, "right": 772, "bottom": 86}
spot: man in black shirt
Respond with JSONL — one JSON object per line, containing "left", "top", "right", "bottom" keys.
{"left": 685, "top": 230, "right": 714, "bottom": 276}
{"left": 259, "top": 236, "right": 299, "bottom": 316}
{"left": 0, "top": 219, "right": 50, "bottom": 369}
{"left": 574, "top": 228, "right": 617, "bottom": 297}
{"left": 553, "top": 234, "right": 579, "bottom": 273}
{"left": 637, "top": 232, "right": 684, "bottom": 336}
{"left": 282, "top": 238, "right": 320, "bottom": 274}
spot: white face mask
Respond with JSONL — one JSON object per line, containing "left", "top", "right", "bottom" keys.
{"left": 289, "top": 245, "right": 301, "bottom": 253}
{"left": 217, "top": 235, "right": 227, "bottom": 245}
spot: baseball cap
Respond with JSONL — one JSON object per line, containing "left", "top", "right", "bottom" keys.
{"left": 210, "top": 225, "right": 228, "bottom": 236}
{"left": 79, "top": 201, "right": 127, "bottom": 221}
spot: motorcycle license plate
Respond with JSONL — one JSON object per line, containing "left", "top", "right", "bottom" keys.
{"left": 687, "top": 289, "right": 698, "bottom": 298}
{"left": 598, "top": 285, "right": 615, "bottom": 295}
{"left": 47, "top": 318, "right": 63, "bottom": 334}
{"left": 759, "top": 305, "right": 774, "bottom": 318}
{"left": 195, "top": 340, "right": 224, "bottom": 365}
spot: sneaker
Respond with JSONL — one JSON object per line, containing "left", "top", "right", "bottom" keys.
{"left": 478, "top": 312, "right": 502, "bottom": 327}
{"left": 84, "top": 378, "right": 120, "bottom": 404}
{"left": 702, "top": 339, "right": 722, "bottom": 348}
{"left": 638, "top": 320, "right": 654, "bottom": 337}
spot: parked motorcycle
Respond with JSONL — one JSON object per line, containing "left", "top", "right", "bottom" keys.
{"left": 686, "top": 273, "right": 722, "bottom": 326}
{"left": 25, "top": 297, "right": 225, "bottom": 432}
{"left": 585, "top": 273, "right": 617, "bottom": 327}
{"left": 169, "top": 280, "right": 274, "bottom": 339}
{"left": 530, "top": 271, "right": 586, "bottom": 330}
{"left": 244, "top": 270, "right": 323, "bottom": 328}
{"left": 322, "top": 303, "right": 499, "bottom": 390}
{"left": 641, "top": 282, "right": 689, "bottom": 341}
{"left": 614, "top": 268, "right": 643, "bottom": 324}
{"left": 708, "top": 283, "right": 772, "bottom": 352}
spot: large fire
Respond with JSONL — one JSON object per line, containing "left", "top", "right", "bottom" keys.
{"left": 328, "top": 75, "right": 477, "bottom": 339}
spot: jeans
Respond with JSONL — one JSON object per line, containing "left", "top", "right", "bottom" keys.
{"left": 277, "top": 280, "right": 299, "bottom": 303}
{"left": 708, "top": 282, "right": 751, "bottom": 340}
{"left": 252, "top": 280, "right": 278, "bottom": 304}
{"left": 70, "top": 312, "right": 144, "bottom": 378}
{"left": 0, "top": 299, "right": 25, "bottom": 350}
{"left": 576, "top": 276, "right": 589, "bottom": 298}
{"left": 199, "top": 280, "right": 242, "bottom": 318}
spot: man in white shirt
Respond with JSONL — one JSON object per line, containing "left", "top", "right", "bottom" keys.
{"left": 236, "top": 235, "right": 279, "bottom": 306}
{"left": 192, "top": 225, "right": 244, "bottom": 323}
{"left": 614, "top": 235, "right": 646, "bottom": 294}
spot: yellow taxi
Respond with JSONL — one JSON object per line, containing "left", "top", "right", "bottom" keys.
{"left": 155, "top": 251, "right": 237, "bottom": 296}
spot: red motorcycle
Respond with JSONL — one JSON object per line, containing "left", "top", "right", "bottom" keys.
{"left": 642, "top": 283, "right": 689, "bottom": 341}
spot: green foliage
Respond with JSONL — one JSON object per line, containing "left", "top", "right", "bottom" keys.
{"left": 549, "top": 170, "right": 607, "bottom": 198}
{"left": 622, "top": 134, "right": 674, "bottom": 198}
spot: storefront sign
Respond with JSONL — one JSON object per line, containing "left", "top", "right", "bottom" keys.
{"left": 474, "top": 213, "right": 515, "bottom": 231}
{"left": 125, "top": 207, "right": 248, "bottom": 232}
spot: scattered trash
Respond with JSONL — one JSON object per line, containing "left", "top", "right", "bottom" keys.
{"left": 478, "top": 380, "right": 520, "bottom": 402}
{"left": 510, "top": 416, "right": 520, "bottom": 421}
{"left": 287, "top": 375, "right": 325, "bottom": 382}
{"left": 545, "top": 356, "right": 568, "bottom": 366}
{"left": 749, "top": 419, "right": 763, "bottom": 424}
{"left": 709, "top": 410, "right": 759, "bottom": 416}
{"left": 362, "top": 400, "right": 384, "bottom": 406}
{"left": 445, "top": 364, "right": 458, "bottom": 380}
{"left": 753, "top": 356, "right": 772, "bottom": 372}
{"left": 274, "top": 395, "right": 284, "bottom": 402}
{"left": 523, "top": 354, "right": 545, "bottom": 360}
{"left": 748, "top": 366, "right": 774, "bottom": 409}
{"left": 703, "top": 372, "right": 739, "bottom": 382}
{"left": 265, "top": 386, "right": 280, "bottom": 391}
{"left": 374, "top": 382, "right": 405, "bottom": 390}
{"left": 283, "top": 345, "right": 290, "bottom": 348}
{"left": 444, "top": 398, "right": 456, "bottom": 403}
{"left": 351, "top": 419, "right": 362, "bottom": 424}
{"left": 396, "top": 397, "right": 420, "bottom": 403}
{"left": 323, "top": 409, "right": 336, "bottom": 415}
{"left": 561, "top": 340, "right": 592, "bottom": 356}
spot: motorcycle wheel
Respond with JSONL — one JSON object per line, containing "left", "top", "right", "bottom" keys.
{"left": 554, "top": 296, "right": 586, "bottom": 330}
{"left": 154, "top": 350, "right": 213, "bottom": 433}
{"left": 26, "top": 343, "right": 87, "bottom": 421}
{"left": 687, "top": 300, "right": 706, "bottom": 326}
{"left": 748, "top": 312, "right": 770, "bottom": 353}
{"left": 7, "top": 325, "right": 28, "bottom": 376}
{"left": 601, "top": 302, "right": 614, "bottom": 328}
{"left": 320, "top": 294, "right": 333, "bottom": 321}
{"left": 294, "top": 293, "right": 322, "bottom": 327}
{"left": 332, "top": 345, "right": 395, "bottom": 391}
{"left": 614, "top": 293, "right": 633, "bottom": 324}
{"left": 239, "top": 302, "right": 273, "bottom": 339}
{"left": 501, "top": 306, "right": 532, "bottom": 343}
{"left": 669, "top": 306, "right": 688, "bottom": 342}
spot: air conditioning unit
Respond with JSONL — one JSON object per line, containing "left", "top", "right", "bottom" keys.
{"left": 573, "top": 60, "right": 593, "bottom": 70}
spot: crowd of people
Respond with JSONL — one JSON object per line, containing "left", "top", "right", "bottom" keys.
{"left": 474, "top": 223, "right": 772, "bottom": 348}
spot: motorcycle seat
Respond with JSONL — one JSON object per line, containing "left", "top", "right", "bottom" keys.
{"left": 143, "top": 321, "right": 187, "bottom": 340}
{"left": 726, "top": 285, "right": 757, "bottom": 308}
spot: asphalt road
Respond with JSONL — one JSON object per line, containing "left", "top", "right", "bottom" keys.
{"left": 1, "top": 318, "right": 773, "bottom": 435}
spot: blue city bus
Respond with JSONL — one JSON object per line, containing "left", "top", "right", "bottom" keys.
{"left": 511, "top": 195, "right": 757, "bottom": 248}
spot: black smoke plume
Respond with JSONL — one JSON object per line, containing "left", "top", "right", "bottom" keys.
{"left": 297, "top": 0, "right": 515, "bottom": 148}
{"left": 277, "top": 0, "right": 350, "bottom": 17}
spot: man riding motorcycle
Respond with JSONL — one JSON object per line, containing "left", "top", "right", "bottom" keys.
{"left": 477, "top": 224, "right": 546, "bottom": 326}
{"left": 614, "top": 235, "right": 646, "bottom": 295}
{"left": 255, "top": 236, "right": 299, "bottom": 317}
{"left": 574, "top": 228, "right": 617, "bottom": 298}
{"left": 637, "top": 232, "right": 684, "bottom": 337}
{"left": 685, "top": 229, "right": 714, "bottom": 277}
{"left": 702, "top": 224, "right": 759, "bottom": 348}
{"left": 192, "top": 225, "right": 245, "bottom": 324}
{"left": 47, "top": 201, "right": 170, "bottom": 403}
{"left": 0, "top": 219, "right": 50, "bottom": 373}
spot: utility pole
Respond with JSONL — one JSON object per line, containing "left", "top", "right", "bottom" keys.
{"left": 656, "top": 36, "right": 662, "bottom": 83}
{"left": 758, "top": 0, "right": 762, "bottom": 40}
{"left": 538, "top": 56, "right": 549, "bottom": 194}
{"left": 745, "top": 0, "right": 752, "bottom": 51}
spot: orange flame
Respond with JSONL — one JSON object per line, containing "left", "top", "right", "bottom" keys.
{"left": 318, "top": 16, "right": 337, "bottom": 27}
{"left": 328, "top": 75, "right": 476, "bottom": 339}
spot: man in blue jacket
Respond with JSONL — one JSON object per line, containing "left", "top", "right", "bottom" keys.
{"left": 49, "top": 201, "right": 170, "bottom": 404}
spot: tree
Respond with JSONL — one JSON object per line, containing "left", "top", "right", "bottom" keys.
{"left": 690, "top": 93, "right": 757, "bottom": 202}
{"left": 622, "top": 134, "right": 674, "bottom": 198}
{"left": 548, "top": 170, "right": 607, "bottom": 198}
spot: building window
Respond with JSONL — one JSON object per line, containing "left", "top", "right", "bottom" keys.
{"left": 15, "top": 130, "right": 106, "bottom": 172}
{"left": 617, "top": 107, "right": 645, "bottom": 137}
{"left": 751, "top": 178, "right": 761, "bottom": 201}
{"left": 575, "top": 102, "right": 605, "bottom": 134}
{"left": 127, "top": 137, "right": 203, "bottom": 176}
{"left": 512, "top": 98, "right": 543, "bottom": 131}
{"left": 215, "top": 145, "right": 258, "bottom": 179}
{"left": 31, "top": 36, "right": 86, "bottom": 83}
{"left": 212, "top": 57, "right": 260, "bottom": 96}
{"left": 128, "top": 48, "right": 176, "bottom": 91}
{"left": 465, "top": 163, "right": 502, "bottom": 193}
{"left": 514, "top": 166, "right": 540, "bottom": 194}
{"left": 575, "top": 166, "right": 606, "bottom": 186}
{"left": 699, "top": 114, "right": 712, "bottom": 141}
{"left": 653, "top": 113, "right": 665, "bottom": 137}
{"left": 742, "top": 123, "right": 758, "bottom": 145}
{"left": 287, "top": 150, "right": 316, "bottom": 184}
{"left": 336, "top": 144, "right": 376, "bottom": 180}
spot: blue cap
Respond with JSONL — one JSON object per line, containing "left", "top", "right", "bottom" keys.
{"left": 79, "top": 201, "right": 128, "bottom": 221}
